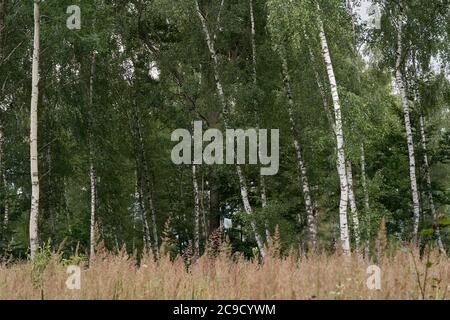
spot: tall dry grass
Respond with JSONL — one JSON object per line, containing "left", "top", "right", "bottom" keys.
{"left": 0, "top": 245, "right": 448, "bottom": 300}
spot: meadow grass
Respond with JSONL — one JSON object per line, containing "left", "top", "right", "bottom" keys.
{"left": 0, "top": 244, "right": 448, "bottom": 300}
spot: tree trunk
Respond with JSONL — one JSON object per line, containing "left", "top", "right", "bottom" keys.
{"left": 201, "top": 175, "right": 208, "bottom": 245}
{"left": 0, "top": 0, "right": 5, "bottom": 62}
{"left": 317, "top": 6, "right": 351, "bottom": 255}
{"left": 89, "top": 162, "right": 96, "bottom": 260}
{"left": 0, "top": 128, "right": 8, "bottom": 234}
{"left": 192, "top": 164, "right": 201, "bottom": 257}
{"left": 29, "top": 0, "right": 40, "bottom": 260}
{"left": 195, "top": 0, "right": 265, "bottom": 257}
{"left": 88, "top": 52, "right": 97, "bottom": 261}
{"left": 280, "top": 56, "right": 317, "bottom": 249}
{"left": 395, "top": 19, "right": 421, "bottom": 243}
{"left": 133, "top": 104, "right": 160, "bottom": 260}
{"left": 136, "top": 170, "right": 151, "bottom": 252}
{"left": 250, "top": 0, "right": 270, "bottom": 240}
{"left": 0, "top": 126, "right": 6, "bottom": 233}
{"left": 419, "top": 114, "right": 446, "bottom": 254}
{"left": 346, "top": 160, "right": 360, "bottom": 247}
{"left": 0, "top": 0, "right": 6, "bottom": 234}
{"left": 208, "top": 172, "right": 220, "bottom": 233}
{"left": 360, "top": 143, "right": 371, "bottom": 254}
{"left": 360, "top": 144, "right": 370, "bottom": 214}
{"left": 307, "top": 33, "right": 360, "bottom": 252}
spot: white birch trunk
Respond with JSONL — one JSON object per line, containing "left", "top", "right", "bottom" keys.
{"left": 308, "top": 31, "right": 360, "bottom": 251}
{"left": 0, "top": 0, "right": 5, "bottom": 232}
{"left": 195, "top": 0, "right": 265, "bottom": 257}
{"left": 3, "top": 199, "right": 7, "bottom": 232}
{"left": 192, "top": 164, "right": 201, "bottom": 257}
{"left": 29, "top": 0, "right": 40, "bottom": 260}
{"left": 147, "top": 176, "right": 159, "bottom": 259}
{"left": 0, "top": 128, "right": 7, "bottom": 233}
{"left": 280, "top": 57, "right": 317, "bottom": 249}
{"left": 250, "top": 0, "right": 270, "bottom": 240}
{"left": 317, "top": 6, "right": 351, "bottom": 255}
{"left": 0, "top": 128, "right": 4, "bottom": 226}
{"left": 134, "top": 105, "right": 160, "bottom": 259}
{"left": 88, "top": 52, "right": 97, "bottom": 261}
{"left": 136, "top": 172, "right": 151, "bottom": 252}
{"left": 395, "top": 19, "right": 421, "bottom": 243}
{"left": 89, "top": 162, "right": 96, "bottom": 260}
{"left": 419, "top": 115, "right": 446, "bottom": 254}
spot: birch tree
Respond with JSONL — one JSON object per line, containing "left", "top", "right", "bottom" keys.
{"left": 394, "top": 16, "right": 421, "bottom": 243}
{"left": 249, "top": 0, "right": 271, "bottom": 240}
{"left": 29, "top": 0, "right": 41, "bottom": 260}
{"left": 88, "top": 52, "right": 97, "bottom": 261}
{"left": 194, "top": 0, "right": 266, "bottom": 257}
{"left": 0, "top": 0, "right": 5, "bottom": 232}
{"left": 192, "top": 164, "right": 201, "bottom": 257}
{"left": 280, "top": 56, "right": 317, "bottom": 249}
{"left": 306, "top": 35, "right": 360, "bottom": 250}
{"left": 316, "top": 3, "right": 351, "bottom": 255}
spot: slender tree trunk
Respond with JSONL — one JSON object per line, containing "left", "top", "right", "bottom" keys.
{"left": 0, "top": 0, "right": 6, "bottom": 233}
{"left": 308, "top": 28, "right": 361, "bottom": 251}
{"left": 317, "top": 6, "right": 351, "bottom": 255}
{"left": 0, "top": 126, "right": 6, "bottom": 233}
{"left": 2, "top": 199, "right": 7, "bottom": 232}
{"left": 0, "top": 129, "right": 8, "bottom": 234}
{"left": 395, "top": 19, "right": 421, "bottom": 243}
{"left": 195, "top": 0, "right": 266, "bottom": 257}
{"left": 360, "top": 144, "right": 370, "bottom": 214}
{"left": 192, "top": 164, "right": 201, "bottom": 257}
{"left": 133, "top": 104, "right": 160, "bottom": 259}
{"left": 346, "top": 160, "right": 360, "bottom": 247}
{"left": 280, "top": 56, "right": 317, "bottom": 249}
{"left": 136, "top": 170, "right": 151, "bottom": 252}
{"left": 208, "top": 172, "right": 220, "bottom": 233}
{"left": 88, "top": 53, "right": 97, "bottom": 261}
{"left": 249, "top": 0, "right": 270, "bottom": 240}
{"left": 29, "top": 0, "right": 40, "bottom": 260}
{"left": 0, "top": 0, "right": 5, "bottom": 62}
{"left": 46, "top": 143, "right": 56, "bottom": 241}
{"left": 419, "top": 115, "right": 446, "bottom": 254}
{"left": 89, "top": 162, "right": 96, "bottom": 259}
{"left": 360, "top": 143, "right": 371, "bottom": 254}
{"left": 200, "top": 175, "right": 208, "bottom": 246}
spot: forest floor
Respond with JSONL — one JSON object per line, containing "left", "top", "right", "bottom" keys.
{"left": 0, "top": 247, "right": 449, "bottom": 300}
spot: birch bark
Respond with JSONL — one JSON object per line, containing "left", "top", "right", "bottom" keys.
{"left": 0, "top": 0, "right": 6, "bottom": 232}
{"left": 316, "top": 5, "right": 351, "bottom": 255}
{"left": 308, "top": 41, "right": 361, "bottom": 249}
{"left": 192, "top": 164, "right": 201, "bottom": 257}
{"left": 394, "top": 18, "right": 421, "bottom": 243}
{"left": 88, "top": 53, "right": 97, "bottom": 261}
{"left": 280, "top": 56, "right": 317, "bottom": 249}
{"left": 29, "top": 0, "right": 40, "bottom": 260}
{"left": 249, "top": 0, "right": 270, "bottom": 240}
{"left": 134, "top": 106, "right": 160, "bottom": 259}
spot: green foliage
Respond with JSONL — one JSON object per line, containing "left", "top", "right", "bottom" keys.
{"left": 0, "top": 0, "right": 448, "bottom": 260}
